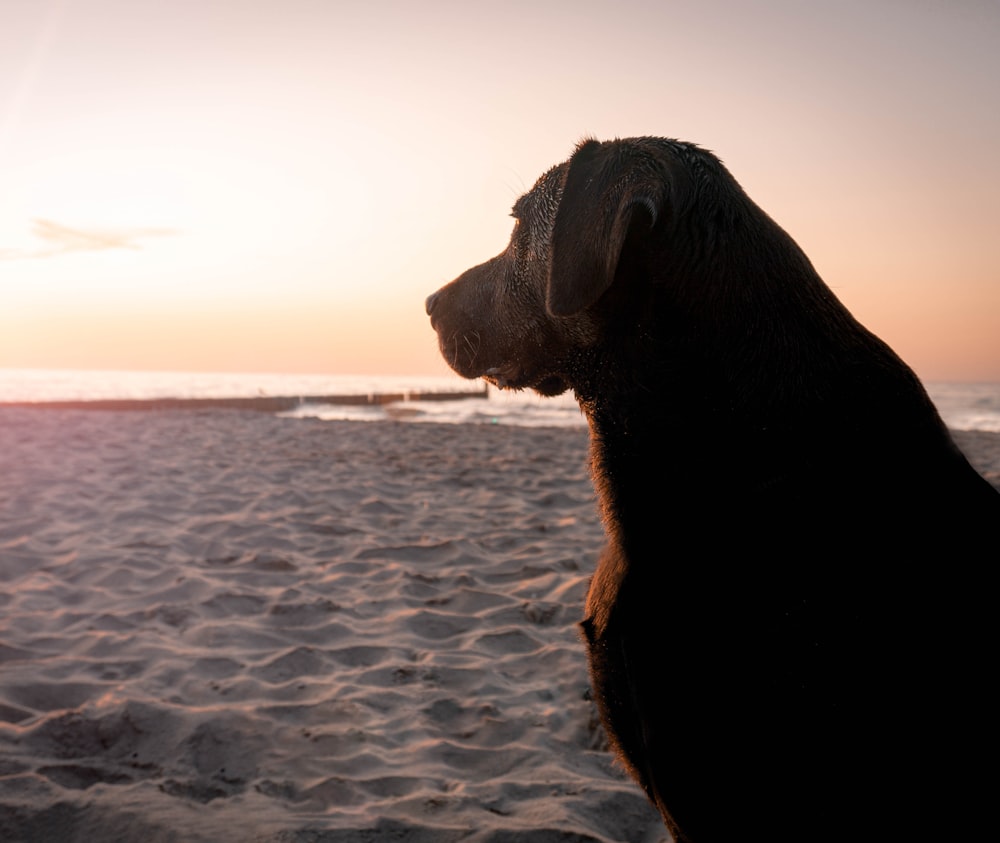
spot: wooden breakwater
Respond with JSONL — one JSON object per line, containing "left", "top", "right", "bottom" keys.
{"left": 0, "top": 385, "right": 489, "bottom": 413}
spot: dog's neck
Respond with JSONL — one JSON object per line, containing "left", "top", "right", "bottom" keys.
{"left": 569, "top": 317, "right": 960, "bottom": 564}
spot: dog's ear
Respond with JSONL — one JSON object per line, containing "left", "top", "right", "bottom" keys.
{"left": 547, "top": 140, "right": 663, "bottom": 317}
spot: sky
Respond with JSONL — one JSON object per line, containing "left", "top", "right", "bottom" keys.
{"left": 1, "top": 0, "right": 998, "bottom": 382}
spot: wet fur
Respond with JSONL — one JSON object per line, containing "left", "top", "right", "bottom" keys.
{"left": 426, "top": 137, "right": 998, "bottom": 842}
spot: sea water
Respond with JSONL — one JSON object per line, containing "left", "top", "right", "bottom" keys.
{"left": 0, "top": 368, "right": 586, "bottom": 428}
{"left": 0, "top": 368, "right": 997, "bottom": 432}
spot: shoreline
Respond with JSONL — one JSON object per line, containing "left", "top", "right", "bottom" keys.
{"left": 0, "top": 387, "right": 489, "bottom": 414}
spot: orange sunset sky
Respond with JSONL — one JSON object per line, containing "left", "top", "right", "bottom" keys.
{"left": 1, "top": 0, "right": 998, "bottom": 382}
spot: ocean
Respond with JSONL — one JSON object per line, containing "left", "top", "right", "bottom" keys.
{"left": 1, "top": 368, "right": 998, "bottom": 432}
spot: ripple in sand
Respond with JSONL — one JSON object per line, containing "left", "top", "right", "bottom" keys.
{"left": 201, "top": 592, "right": 269, "bottom": 618}
{"left": 327, "top": 645, "right": 394, "bottom": 668}
{"left": 403, "top": 610, "right": 479, "bottom": 641}
{"left": 354, "top": 540, "right": 460, "bottom": 563}
{"left": 267, "top": 598, "right": 342, "bottom": 626}
{"left": 5, "top": 682, "right": 106, "bottom": 713}
{"left": 0, "top": 703, "right": 33, "bottom": 725}
{"left": 474, "top": 629, "right": 544, "bottom": 655}
{"left": 37, "top": 764, "right": 134, "bottom": 790}
{"left": 251, "top": 647, "right": 332, "bottom": 684}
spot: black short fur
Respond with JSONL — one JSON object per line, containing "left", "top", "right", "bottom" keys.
{"left": 426, "top": 137, "right": 998, "bottom": 842}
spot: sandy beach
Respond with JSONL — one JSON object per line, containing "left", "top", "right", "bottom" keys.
{"left": 1, "top": 408, "right": 997, "bottom": 843}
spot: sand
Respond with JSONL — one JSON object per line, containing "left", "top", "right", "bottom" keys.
{"left": 1, "top": 409, "right": 997, "bottom": 843}
{"left": 0, "top": 409, "right": 667, "bottom": 843}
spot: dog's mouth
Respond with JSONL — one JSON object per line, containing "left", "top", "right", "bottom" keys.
{"left": 430, "top": 321, "right": 568, "bottom": 396}
{"left": 484, "top": 366, "right": 568, "bottom": 397}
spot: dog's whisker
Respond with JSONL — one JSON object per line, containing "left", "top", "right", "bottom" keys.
{"left": 461, "top": 331, "right": 481, "bottom": 366}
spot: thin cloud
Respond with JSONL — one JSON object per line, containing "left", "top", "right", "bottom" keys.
{"left": 0, "top": 218, "right": 177, "bottom": 260}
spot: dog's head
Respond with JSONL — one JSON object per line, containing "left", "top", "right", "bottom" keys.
{"left": 425, "top": 138, "right": 691, "bottom": 396}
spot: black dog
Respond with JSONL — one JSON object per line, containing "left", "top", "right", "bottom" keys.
{"left": 426, "top": 137, "right": 998, "bottom": 842}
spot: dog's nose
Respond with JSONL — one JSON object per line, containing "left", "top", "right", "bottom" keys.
{"left": 425, "top": 291, "right": 440, "bottom": 316}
